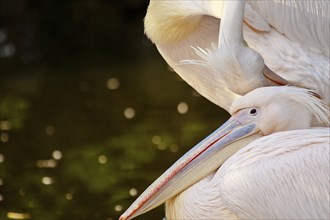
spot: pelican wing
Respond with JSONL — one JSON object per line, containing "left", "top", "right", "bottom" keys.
{"left": 145, "top": 0, "right": 330, "bottom": 111}
{"left": 245, "top": 1, "right": 330, "bottom": 105}
{"left": 248, "top": 0, "right": 329, "bottom": 57}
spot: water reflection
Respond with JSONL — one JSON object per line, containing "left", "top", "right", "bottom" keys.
{"left": 0, "top": 1, "right": 228, "bottom": 220}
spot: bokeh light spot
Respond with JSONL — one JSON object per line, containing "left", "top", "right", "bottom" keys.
{"left": 124, "top": 108, "right": 135, "bottom": 119}
{"left": 129, "top": 188, "right": 137, "bottom": 197}
{"left": 0, "top": 43, "right": 15, "bottom": 57}
{"left": 98, "top": 155, "right": 108, "bottom": 164}
{"left": 36, "top": 159, "right": 57, "bottom": 168}
{"left": 66, "top": 193, "right": 73, "bottom": 200}
{"left": 0, "top": 120, "right": 11, "bottom": 130}
{"left": 151, "top": 135, "right": 161, "bottom": 145}
{"left": 0, "top": 133, "right": 9, "bottom": 143}
{"left": 45, "top": 125, "right": 55, "bottom": 135}
{"left": 106, "top": 78, "right": 120, "bottom": 90}
{"left": 52, "top": 150, "right": 62, "bottom": 160}
{"left": 7, "top": 212, "right": 31, "bottom": 219}
{"left": 177, "top": 102, "right": 189, "bottom": 114}
{"left": 157, "top": 142, "right": 167, "bottom": 151}
{"left": 169, "top": 144, "right": 179, "bottom": 153}
{"left": 42, "top": 177, "right": 53, "bottom": 185}
{"left": 114, "top": 205, "right": 123, "bottom": 212}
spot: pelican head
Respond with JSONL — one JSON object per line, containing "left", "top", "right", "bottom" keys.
{"left": 119, "top": 86, "right": 329, "bottom": 220}
{"left": 230, "top": 86, "right": 329, "bottom": 134}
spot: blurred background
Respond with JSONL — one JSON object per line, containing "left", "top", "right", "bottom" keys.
{"left": 0, "top": 1, "right": 228, "bottom": 219}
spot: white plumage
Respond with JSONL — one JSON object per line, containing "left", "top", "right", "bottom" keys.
{"left": 167, "top": 128, "right": 329, "bottom": 219}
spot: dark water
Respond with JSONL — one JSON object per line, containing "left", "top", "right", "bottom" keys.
{"left": 0, "top": 1, "right": 228, "bottom": 219}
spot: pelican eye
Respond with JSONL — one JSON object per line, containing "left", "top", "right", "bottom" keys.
{"left": 249, "top": 108, "right": 257, "bottom": 115}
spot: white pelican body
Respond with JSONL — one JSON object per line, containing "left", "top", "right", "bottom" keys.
{"left": 145, "top": 0, "right": 330, "bottom": 110}
{"left": 166, "top": 128, "right": 330, "bottom": 219}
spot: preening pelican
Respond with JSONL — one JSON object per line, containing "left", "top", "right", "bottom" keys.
{"left": 119, "top": 1, "right": 330, "bottom": 219}
{"left": 144, "top": 0, "right": 330, "bottom": 111}
{"left": 120, "top": 86, "right": 330, "bottom": 220}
